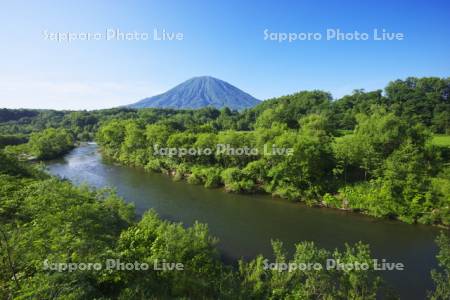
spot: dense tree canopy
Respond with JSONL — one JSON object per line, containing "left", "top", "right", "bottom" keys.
{"left": 96, "top": 105, "right": 449, "bottom": 226}
{"left": 3, "top": 128, "right": 74, "bottom": 160}
{"left": 0, "top": 150, "right": 414, "bottom": 299}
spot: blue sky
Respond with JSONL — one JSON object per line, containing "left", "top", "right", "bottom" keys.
{"left": 0, "top": 0, "right": 449, "bottom": 109}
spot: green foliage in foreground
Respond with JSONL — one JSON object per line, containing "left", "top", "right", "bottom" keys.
{"left": 429, "top": 233, "right": 450, "bottom": 300}
{"left": 238, "top": 240, "right": 384, "bottom": 299}
{"left": 0, "top": 151, "right": 397, "bottom": 299}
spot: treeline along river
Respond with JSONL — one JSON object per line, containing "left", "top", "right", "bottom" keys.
{"left": 46, "top": 143, "right": 442, "bottom": 299}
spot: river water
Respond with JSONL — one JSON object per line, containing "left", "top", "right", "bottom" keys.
{"left": 46, "top": 143, "right": 444, "bottom": 299}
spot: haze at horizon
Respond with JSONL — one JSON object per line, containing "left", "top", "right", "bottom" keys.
{"left": 0, "top": 0, "right": 449, "bottom": 110}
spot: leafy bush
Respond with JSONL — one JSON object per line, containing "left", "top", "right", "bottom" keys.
{"left": 28, "top": 128, "right": 74, "bottom": 159}
{"left": 429, "top": 233, "right": 450, "bottom": 300}
{"left": 238, "top": 240, "right": 383, "bottom": 299}
{"left": 221, "top": 167, "right": 255, "bottom": 193}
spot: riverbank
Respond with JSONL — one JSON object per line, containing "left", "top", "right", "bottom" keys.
{"left": 46, "top": 144, "right": 446, "bottom": 299}
{"left": 97, "top": 146, "right": 449, "bottom": 229}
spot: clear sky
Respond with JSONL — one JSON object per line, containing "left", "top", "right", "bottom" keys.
{"left": 0, "top": 0, "right": 449, "bottom": 110}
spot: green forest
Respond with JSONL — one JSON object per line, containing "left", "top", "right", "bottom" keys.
{"left": 1, "top": 77, "right": 450, "bottom": 299}
{"left": 0, "top": 142, "right": 449, "bottom": 299}
{"left": 95, "top": 77, "right": 450, "bottom": 226}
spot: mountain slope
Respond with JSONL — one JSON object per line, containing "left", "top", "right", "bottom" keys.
{"left": 129, "top": 76, "right": 260, "bottom": 110}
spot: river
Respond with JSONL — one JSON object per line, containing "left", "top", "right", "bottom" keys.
{"left": 46, "top": 143, "right": 443, "bottom": 299}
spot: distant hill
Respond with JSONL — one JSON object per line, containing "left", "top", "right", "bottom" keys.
{"left": 128, "top": 76, "right": 260, "bottom": 110}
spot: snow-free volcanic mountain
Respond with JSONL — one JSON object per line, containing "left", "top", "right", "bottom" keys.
{"left": 129, "top": 76, "right": 260, "bottom": 110}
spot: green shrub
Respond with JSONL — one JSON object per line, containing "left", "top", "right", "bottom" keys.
{"left": 187, "top": 166, "right": 205, "bottom": 185}
{"left": 221, "top": 167, "right": 256, "bottom": 193}
{"left": 322, "top": 193, "right": 341, "bottom": 208}
{"left": 204, "top": 167, "right": 222, "bottom": 188}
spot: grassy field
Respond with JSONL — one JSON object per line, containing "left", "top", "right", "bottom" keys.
{"left": 334, "top": 132, "right": 450, "bottom": 148}
{"left": 432, "top": 135, "right": 450, "bottom": 147}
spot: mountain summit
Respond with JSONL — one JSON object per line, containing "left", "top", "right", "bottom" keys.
{"left": 129, "top": 76, "right": 260, "bottom": 110}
